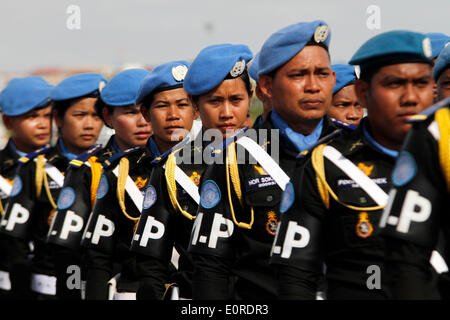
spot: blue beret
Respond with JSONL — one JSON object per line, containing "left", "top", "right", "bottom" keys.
{"left": 135, "top": 61, "right": 190, "bottom": 104}
{"left": 183, "top": 44, "right": 253, "bottom": 96}
{"left": 425, "top": 32, "right": 450, "bottom": 59}
{"left": 0, "top": 76, "right": 53, "bottom": 116}
{"left": 332, "top": 64, "right": 358, "bottom": 95}
{"left": 349, "top": 30, "right": 433, "bottom": 72}
{"left": 248, "top": 52, "right": 260, "bottom": 82}
{"left": 50, "top": 73, "right": 107, "bottom": 101}
{"left": 433, "top": 44, "right": 450, "bottom": 81}
{"left": 258, "top": 20, "right": 331, "bottom": 77}
{"left": 101, "top": 68, "right": 150, "bottom": 106}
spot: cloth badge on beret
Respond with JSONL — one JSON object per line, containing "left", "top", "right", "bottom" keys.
{"left": 172, "top": 65, "right": 188, "bottom": 82}
{"left": 314, "top": 25, "right": 329, "bottom": 43}
{"left": 10, "top": 176, "right": 22, "bottom": 197}
{"left": 392, "top": 151, "right": 417, "bottom": 187}
{"left": 57, "top": 187, "right": 76, "bottom": 210}
{"left": 230, "top": 60, "right": 246, "bottom": 77}
{"left": 280, "top": 182, "right": 295, "bottom": 213}
{"left": 423, "top": 38, "right": 433, "bottom": 58}
{"left": 96, "top": 174, "right": 109, "bottom": 200}
{"left": 200, "top": 180, "right": 221, "bottom": 209}
{"left": 142, "top": 185, "right": 157, "bottom": 210}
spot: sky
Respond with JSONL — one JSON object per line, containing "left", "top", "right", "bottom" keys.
{"left": 0, "top": 0, "right": 449, "bottom": 73}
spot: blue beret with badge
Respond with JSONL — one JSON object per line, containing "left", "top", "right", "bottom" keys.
{"left": 50, "top": 73, "right": 107, "bottom": 101}
{"left": 258, "top": 20, "right": 331, "bottom": 77}
{"left": 183, "top": 44, "right": 253, "bottom": 96}
{"left": 332, "top": 64, "right": 359, "bottom": 95}
{"left": 425, "top": 32, "right": 450, "bottom": 59}
{"left": 433, "top": 44, "right": 450, "bottom": 81}
{"left": 135, "top": 60, "right": 190, "bottom": 104}
{"left": 349, "top": 30, "right": 433, "bottom": 75}
{"left": 101, "top": 68, "right": 150, "bottom": 106}
{"left": 248, "top": 52, "right": 260, "bottom": 82}
{"left": 0, "top": 76, "right": 53, "bottom": 116}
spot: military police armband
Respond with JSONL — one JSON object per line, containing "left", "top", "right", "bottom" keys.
{"left": 17, "top": 144, "right": 51, "bottom": 164}
{"left": 379, "top": 187, "right": 441, "bottom": 249}
{"left": 68, "top": 144, "right": 103, "bottom": 168}
{"left": 102, "top": 147, "right": 141, "bottom": 169}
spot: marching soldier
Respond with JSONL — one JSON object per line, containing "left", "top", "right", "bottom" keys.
{"left": 328, "top": 64, "right": 364, "bottom": 126}
{"left": 188, "top": 21, "right": 344, "bottom": 300}
{"left": 81, "top": 61, "right": 197, "bottom": 300}
{"left": 46, "top": 68, "right": 151, "bottom": 299}
{"left": 248, "top": 52, "right": 272, "bottom": 128}
{"left": 380, "top": 44, "right": 450, "bottom": 299}
{"left": 0, "top": 76, "right": 53, "bottom": 299}
{"left": 425, "top": 32, "right": 449, "bottom": 101}
{"left": 0, "top": 73, "right": 105, "bottom": 299}
{"left": 130, "top": 44, "right": 253, "bottom": 300}
{"left": 270, "top": 30, "right": 435, "bottom": 299}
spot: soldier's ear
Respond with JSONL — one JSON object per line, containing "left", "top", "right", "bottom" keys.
{"left": 140, "top": 104, "right": 151, "bottom": 123}
{"left": 258, "top": 75, "right": 274, "bottom": 100}
{"left": 53, "top": 108, "right": 64, "bottom": 129}
{"left": 354, "top": 79, "right": 369, "bottom": 109}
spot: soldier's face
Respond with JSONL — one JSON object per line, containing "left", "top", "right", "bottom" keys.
{"left": 328, "top": 84, "right": 364, "bottom": 126}
{"left": 437, "top": 68, "right": 450, "bottom": 100}
{"left": 103, "top": 104, "right": 151, "bottom": 150}
{"left": 3, "top": 105, "right": 52, "bottom": 153}
{"left": 142, "top": 88, "right": 196, "bottom": 154}
{"left": 54, "top": 97, "right": 104, "bottom": 154}
{"left": 356, "top": 63, "right": 433, "bottom": 149}
{"left": 194, "top": 78, "right": 251, "bottom": 138}
{"left": 260, "top": 46, "right": 335, "bottom": 133}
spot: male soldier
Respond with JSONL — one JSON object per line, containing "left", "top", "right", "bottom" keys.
{"left": 270, "top": 30, "right": 435, "bottom": 299}
{"left": 380, "top": 44, "right": 450, "bottom": 299}
{"left": 0, "top": 76, "right": 53, "bottom": 299}
{"left": 425, "top": 32, "right": 449, "bottom": 101}
{"left": 188, "top": 21, "right": 344, "bottom": 300}
{"left": 328, "top": 64, "right": 364, "bottom": 126}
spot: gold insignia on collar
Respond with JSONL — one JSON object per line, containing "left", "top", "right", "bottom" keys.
{"left": 134, "top": 176, "right": 148, "bottom": 189}
{"left": 349, "top": 140, "right": 364, "bottom": 152}
{"left": 356, "top": 212, "right": 373, "bottom": 238}
{"left": 357, "top": 162, "right": 374, "bottom": 176}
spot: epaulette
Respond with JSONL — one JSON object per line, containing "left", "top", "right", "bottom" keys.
{"left": 210, "top": 126, "right": 250, "bottom": 157}
{"left": 102, "top": 147, "right": 141, "bottom": 169}
{"left": 297, "top": 129, "right": 344, "bottom": 159}
{"left": 17, "top": 144, "right": 51, "bottom": 164}
{"left": 68, "top": 144, "right": 103, "bottom": 168}
{"left": 151, "top": 135, "right": 191, "bottom": 164}
{"left": 408, "top": 96, "right": 450, "bottom": 123}
{"left": 330, "top": 117, "right": 358, "bottom": 131}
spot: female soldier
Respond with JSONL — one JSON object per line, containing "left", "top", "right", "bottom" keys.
{"left": 46, "top": 68, "right": 151, "bottom": 299}
{"left": 81, "top": 61, "right": 197, "bottom": 300}
{"left": 130, "top": 44, "right": 253, "bottom": 300}
{"left": 327, "top": 64, "right": 364, "bottom": 126}
{"left": 0, "top": 76, "right": 53, "bottom": 299}
{"left": 0, "top": 73, "right": 105, "bottom": 299}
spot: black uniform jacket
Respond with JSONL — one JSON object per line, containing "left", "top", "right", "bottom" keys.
{"left": 188, "top": 114, "right": 338, "bottom": 300}
{"left": 380, "top": 104, "right": 449, "bottom": 299}
{"left": 270, "top": 119, "right": 397, "bottom": 300}
{"left": 81, "top": 141, "right": 155, "bottom": 299}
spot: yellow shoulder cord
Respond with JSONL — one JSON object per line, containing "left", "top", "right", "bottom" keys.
{"left": 116, "top": 157, "right": 139, "bottom": 231}
{"left": 165, "top": 151, "right": 195, "bottom": 220}
{"left": 0, "top": 199, "right": 4, "bottom": 216}
{"left": 88, "top": 156, "right": 102, "bottom": 208}
{"left": 35, "top": 154, "right": 46, "bottom": 198}
{"left": 435, "top": 107, "right": 450, "bottom": 192}
{"left": 226, "top": 141, "right": 254, "bottom": 229}
{"left": 311, "top": 143, "right": 384, "bottom": 212}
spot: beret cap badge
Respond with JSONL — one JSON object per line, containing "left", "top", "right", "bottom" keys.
{"left": 172, "top": 65, "right": 188, "bottom": 82}
{"left": 422, "top": 38, "right": 433, "bottom": 58}
{"left": 229, "top": 59, "right": 246, "bottom": 77}
{"left": 314, "top": 25, "right": 329, "bottom": 43}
